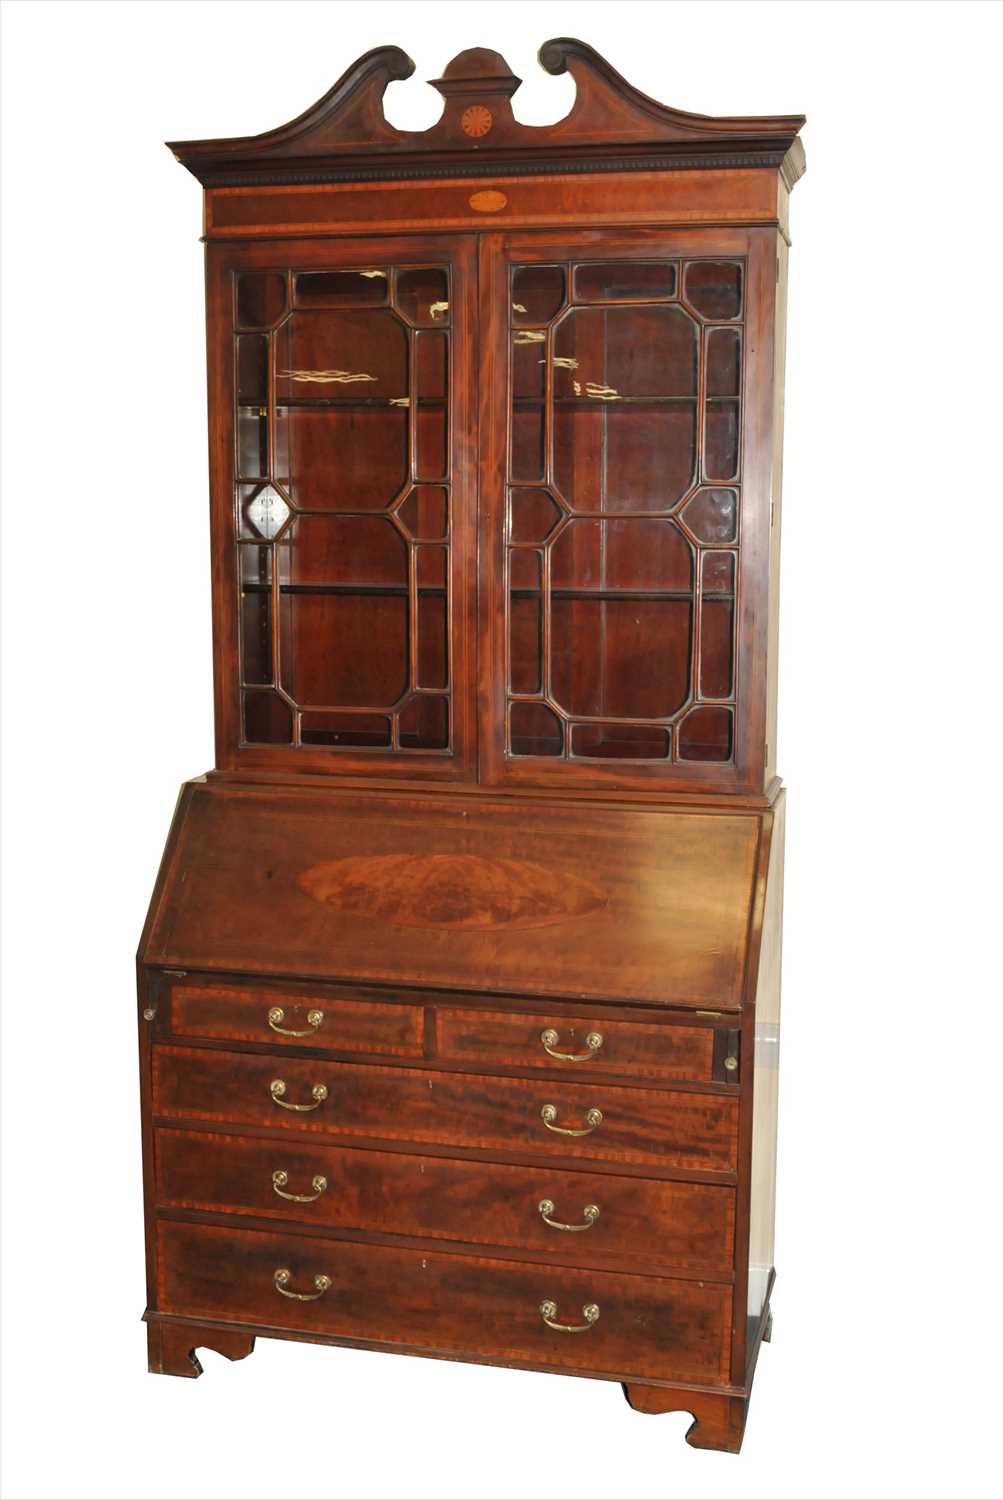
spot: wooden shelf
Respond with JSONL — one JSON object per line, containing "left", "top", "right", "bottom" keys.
{"left": 242, "top": 582, "right": 446, "bottom": 597}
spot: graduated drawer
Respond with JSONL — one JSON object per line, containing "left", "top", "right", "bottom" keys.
{"left": 155, "top": 1128, "right": 736, "bottom": 1272}
{"left": 436, "top": 1007, "right": 737, "bottom": 1084}
{"left": 157, "top": 1219, "right": 733, "bottom": 1385}
{"left": 153, "top": 1046, "right": 738, "bottom": 1172}
{"left": 166, "top": 982, "right": 422, "bottom": 1058}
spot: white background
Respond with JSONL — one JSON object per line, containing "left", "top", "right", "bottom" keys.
{"left": 2, "top": 3, "right": 1001, "bottom": 1497}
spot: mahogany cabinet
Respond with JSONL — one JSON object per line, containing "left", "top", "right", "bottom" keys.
{"left": 139, "top": 40, "right": 804, "bottom": 1454}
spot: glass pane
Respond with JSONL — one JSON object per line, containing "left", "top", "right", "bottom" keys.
{"left": 243, "top": 690, "right": 292, "bottom": 744}
{"left": 684, "top": 261, "right": 743, "bottom": 321}
{"left": 682, "top": 488, "right": 738, "bottom": 544}
{"left": 237, "top": 484, "right": 290, "bottom": 540}
{"left": 237, "top": 273, "right": 287, "bottom": 328}
{"left": 678, "top": 705, "right": 733, "bottom": 761}
{"left": 239, "top": 543, "right": 271, "bottom": 586}
{"left": 417, "top": 593, "right": 448, "bottom": 690}
{"left": 416, "top": 547, "right": 447, "bottom": 588}
{"left": 706, "top": 327, "right": 741, "bottom": 397}
{"left": 703, "top": 551, "right": 735, "bottom": 594}
{"left": 277, "top": 308, "right": 405, "bottom": 400}
{"left": 236, "top": 335, "right": 268, "bottom": 403}
{"left": 510, "top": 701, "right": 562, "bottom": 756}
{"left": 510, "top": 490, "right": 561, "bottom": 544}
{"left": 396, "top": 267, "right": 449, "bottom": 326}
{"left": 551, "top": 598, "right": 691, "bottom": 718}
{"left": 510, "top": 549, "right": 542, "bottom": 695}
{"left": 553, "top": 305, "right": 698, "bottom": 398}
{"left": 277, "top": 516, "right": 408, "bottom": 708}
{"left": 398, "top": 487, "right": 448, "bottom": 541}
{"left": 237, "top": 405, "right": 268, "bottom": 479}
{"left": 511, "top": 406, "right": 545, "bottom": 482}
{"left": 571, "top": 723, "right": 671, "bottom": 760}
{"left": 415, "top": 333, "right": 447, "bottom": 480}
{"left": 705, "top": 401, "right": 740, "bottom": 481}
{"left": 700, "top": 552, "right": 735, "bottom": 700}
{"left": 240, "top": 591, "right": 272, "bottom": 685}
{"left": 574, "top": 262, "right": 677, "bottom": 302}
{"left": 295, "top": 269, "right": 387, "bottom": 306}
{"left": 512, "top": 266, "right": 565, "bottom": 324}
{"left": 512, "top": 338, "right": 545, "bottom": 401}
{"left": 281, "top": 595, "right": 408, "bottom": 707}
{"left": 399, "top": 696, "right": 448, "bottom": 749}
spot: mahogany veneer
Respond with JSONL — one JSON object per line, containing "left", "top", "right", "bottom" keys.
{"left": 140, "top": 39, "right": 802, "bottom": 1456}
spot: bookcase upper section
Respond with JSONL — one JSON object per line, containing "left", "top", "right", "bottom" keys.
{"left": 168, "top": 39, "right": 805, "bottom": 189}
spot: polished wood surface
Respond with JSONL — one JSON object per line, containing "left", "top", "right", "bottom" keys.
{"left": 153, "top": 1044, "right": 740, "bottom": 1172}
{"left": 147, "top": 1318, "right": 256, "bottom": 1380}
{"left": 434, "top": 1006, "right": 723, "bottom": 1084}
{"left": 169, "top": 40, "right": 804, "bottom": 190}
{"left": 155, "top": 1128, "right": 736, "bottom": 1272}
{"left": 157, "top": 1220, "right": 733, "bottom": 1384}
{"left": 143, "top": 781, "right": 763, "bottom": 1009}
{"left": 141, "top": 38, "right": 801, "bottom": 1454}
{"left": 169, "top": 982, "right": 423, "bottom": 1057}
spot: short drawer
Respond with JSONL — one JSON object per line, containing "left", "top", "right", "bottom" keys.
{"left": 155, "top": 1128, "right": 736, "bottom": 1272}
{"left": 157, "top": 1219, "right": 733, "bottom": 1385}
{"left": 166, "top": 982, "right": 422, "bottom": 1058}
{"left": 436, "top": 1007, "right": 738, "bottom": 1084}
{"left": 153, "top": 1046, "right": 738, "bottom": 1173}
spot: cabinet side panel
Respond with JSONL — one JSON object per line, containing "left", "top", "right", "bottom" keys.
{"left": 764, "top": 236, "right": 789, "bottom": 784}
{"left": 748, "top": 790, "right": 784, "bottom": 1328}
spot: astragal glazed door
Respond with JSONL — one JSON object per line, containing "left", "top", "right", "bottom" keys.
{"left": 208, "top": 234, "right": 478, "bottom": 780}
{"left": 479, "top": 229, "right": 776, "bottom": 795}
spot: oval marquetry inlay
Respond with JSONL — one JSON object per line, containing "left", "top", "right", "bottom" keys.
{"left": 297, "top": 853, "right": 606, "bottom": 931}
{"left": 461, "top": 105, "right": 493, "bottom": 138}
{"left": 469, "top": 189, "right": 507, "bottom": 213}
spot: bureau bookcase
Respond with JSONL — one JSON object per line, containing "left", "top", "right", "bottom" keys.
{"left": 139, "top": 40, "right": 804, "bottom": 1454}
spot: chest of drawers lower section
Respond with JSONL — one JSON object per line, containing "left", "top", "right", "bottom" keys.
{"left": 140, "top": 969, "right": 767, "bottom": 1452}
{"left": 158, "top": 1220, "right": 734, "bottom": 1385}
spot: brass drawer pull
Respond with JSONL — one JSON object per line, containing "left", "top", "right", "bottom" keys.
{"left": 268, "top": 1006, "right": 324, "bottom": 1037}
{"left": 540, "top": 1104, "right": 603, "bottom": 1136}
{"left": 272, "top": 1170, "right": 327, "bottom": 1203}
{"left": 538, "top": 1198, "right": 600, "bottom": 1232}
{"left": 539, "top": 1299, "right": 600, "bottom": 1333}
{"left": 540, "top": 1028, "right": 603, "bottom": 1062}
{"left": 270, "top": 1079, "right": 328, "bottom": 1112}
{"left": 273, "top": 1268, "right": 332, "bottom": 1301}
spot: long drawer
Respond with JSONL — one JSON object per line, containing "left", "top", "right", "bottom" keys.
{"left": 153, "top": 1046, "right": 739, "bottom": 1173}
{"left": 155, "top": 1127, "right": 736, "bottom": 1271}
{"left": 157, "top": 1219, "right": 733, "bottom": 1384}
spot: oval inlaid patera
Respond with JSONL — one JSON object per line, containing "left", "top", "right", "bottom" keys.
{"left": 469, "top": 189, "right": 508, "bottom": 213}
{"left": 297, "top": 853, "right": 606, "bottom": 931}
